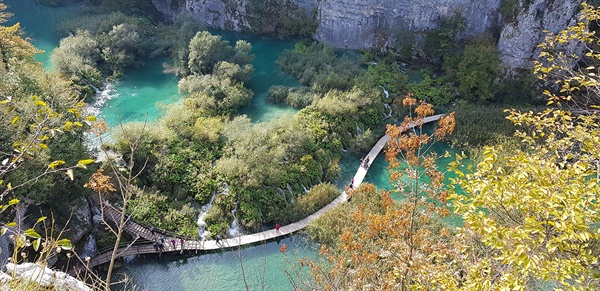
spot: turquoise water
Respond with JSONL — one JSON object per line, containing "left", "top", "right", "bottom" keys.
{"left": 122, "top": 235, "right": 315, "bottom": 290}
{"left": 93, "top": 58, "right": 182, "bottom": 127}
{"left": 213, "top": 30, "right": 301, "bottom": 122}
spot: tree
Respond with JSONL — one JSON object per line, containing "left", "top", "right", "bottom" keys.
{"left": 0, "top": 4, "right": 38, "bottom": 71}
{"left": 187, "top": 31, "right": 233, "bottom": 75}
{"left": 449, "top": 5, "right": 600, "bottom": 289}
{"left": 448, "top": 35, "right": 500, "bottom": 102}
{"left": 534, "top": 2, "right": 600, "bottom": 110}
{"left": 1, "top": 5, "right": 93, "bottom": 201}
{"left": 85, "top": 119, "right": 150, "bottom": 290}
{"left": 298, "top": 95, "right": 457, "bottom": 289}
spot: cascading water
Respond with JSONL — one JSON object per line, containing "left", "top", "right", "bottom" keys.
{"left": 79, "top": 234, "right": 97, "bottom": 259}
{"left": 380, "top": 86, "right": 389, "bottom": 99}
{"left": 228, "top": 207, "right": 242, "bottom": 237}
{"left": 383, "top": 104, "right": 393, "bottom": 120}
{"left": 196, "top": 184, "right": 223, "bottom": 239}
{"left": 85, "top": 82, "right": 117, "bottom": 118}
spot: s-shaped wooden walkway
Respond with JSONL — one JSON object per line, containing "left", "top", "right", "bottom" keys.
{"left": 84, "top": 114, "right": 445, "bottom": 269}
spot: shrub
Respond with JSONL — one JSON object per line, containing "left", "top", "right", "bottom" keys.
{"left": 292, "top": 183, "right": 339, "bottom": 220}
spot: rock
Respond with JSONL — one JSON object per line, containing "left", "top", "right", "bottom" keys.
{"left": 4, "top": 262, "right": 92, "bottom": 291}
{"left": 315, "top": 0, "right": 501, "bottom": 49}
{"left": 0, "top": 271, "right": 11, "bottom": 284}
{"left": 498, "top": 0, "right": 582, "bottom": 72}
{"left": 152, "top": 0, "right": 583, "bottom": 72}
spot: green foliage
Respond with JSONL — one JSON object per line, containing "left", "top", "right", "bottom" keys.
{"left": 53, "top": 11, "right": 159, "bottom": 91}
{"left": 160, "top": 13, "right": 206, "bottom": 76}
{"left": 499, "top": 0, "right": 521, "bottom": 23}
{"left": 290, "top": 183, "right": 339, "bottom": 222}
{"left": 128, "top": 187, "right": 199, "bottom": 236}
{"left": 51, "top": 30, "right": 103, "bottom": 93}
{"left": 267, "top": 85, "right": 315, "bottom": 108}
{"left": 246, "top": 0, "right": 318, "bottom": 38}
{"left": 450, "top": 106, "right": 517, "bottom": 150}
{"left": 277, "top": 42, "right": 365, "bottom": 94}
{"left": 179, "top": 74, "right": 254, "bottom": 115}
{"left": 213, "top": 61, "right": 254, "bottom": 83}
{"left": 424, "top": 10, "right": 466, "bottom": 62}
{"left": 407, "top": 74, "right": 456, "bottom": 105}
{"left": 367, "top": 61, "right": 408, "bottom": 98}
{"left": 187, "top": 31, "right": 233, "bottom": 75}
{"left": 445, "top": 35, "right": 500, "bottom": 102}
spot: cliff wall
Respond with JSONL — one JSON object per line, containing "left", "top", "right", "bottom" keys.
{"left": 152, "top": 0, "right": 584, "bottom": 71}
{"left": 498, "top": 0, "right": 582, "bottom": 71}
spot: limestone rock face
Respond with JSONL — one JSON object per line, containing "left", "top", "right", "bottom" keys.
{"left": 498, "top": 0, "right": 582, "bottom": 72}
{"left": 2, "top": 262, "right": 91, "bottom": 291}
{"left": 315, "top": 0, "right": 501, "bottom": 49}
{"left": 151, "top": 0, "right": 584, "bottom": 71}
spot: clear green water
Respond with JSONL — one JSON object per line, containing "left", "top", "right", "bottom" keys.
{"left": 121, "top": 235, "right": 315, "bottom": 290}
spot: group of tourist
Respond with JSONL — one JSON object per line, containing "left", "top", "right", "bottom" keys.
{"left": 149, "top": 225, "right": 185, "bottom": 252}
{"left": 360, "top": 156, "right": 371, "bottom": 169}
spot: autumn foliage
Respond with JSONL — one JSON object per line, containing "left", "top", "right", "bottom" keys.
{"left": 297, "top": 95, "right": 458, "bottom": 290}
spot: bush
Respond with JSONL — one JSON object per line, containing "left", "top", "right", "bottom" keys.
{"left": 450, "top": 106, "right": 518, "bottom": 150}
{"left": 277, "top": 42, "right": 364, "bottom": 93}
{"left": 267, "top": 85, "right": 314, "bottom": 108}
{"left": 291, "top": 183, "right": 340, "bottom": 221}
{"left": 407, "top": 75, "right": 456, "bottom": 105}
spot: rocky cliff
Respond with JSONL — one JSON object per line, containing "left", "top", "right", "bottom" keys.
{"left": 498, "top": 0, "right": 582, "bottom": 71}
{"left": 316, "top": 0, "right": 500, "bottom": 49}
{"left": 152, "top": 0, "right": 584, "bottom": 70}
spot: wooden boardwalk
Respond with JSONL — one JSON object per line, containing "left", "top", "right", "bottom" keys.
{"left": 85, "top": 114, "right": 444, "bottom": 269}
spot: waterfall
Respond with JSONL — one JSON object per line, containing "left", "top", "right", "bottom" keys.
{"left": 276, "top": 187, "right": 288, "bottom": 203}
{"left": 287, "top": 183, "right": 295, "bottom": 204}
{"left": 228, "top": 207, "right": 242, "bottom": 237}
{"left": 380, "top": 86, "right": 389, "bottom": 99}
{"left": 85, "top": 82, "right": 117, "bottom": 118}
{"left": 383, "top": 104, "right": 393, "bottom": 120}
{"left": 88, "top": 83, "right": 101, "bottom": 94}
{"left": 197, "top": 185, "right": 222, "bottom": 240}
{"left": 79, "top": 234, "right": 97, "bottom": 259}
{"left": 83, "top": 82, "right": 118, "bottom": 152}
{"left": 355, "top": 122, "right": 365, "bottom": 135}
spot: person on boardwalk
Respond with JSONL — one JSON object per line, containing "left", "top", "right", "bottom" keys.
{"left": 363, "top": 156, "right": 370, "bottom": 168}
{"left": 153, "top": 242, "right": 159, "bottom": 251}
{"left": 171, "top": 239, "right": 176, "bottom": 248}
{"left": 276, "top": 223, "right": 280, "bottom": 232}
{"left": 349, "top": 178, "right": 354, "bottom": 189}
{"left": 180, "top": 238, "right": 185, "bottom": 249}
{"left": 215, "top": 234, "right": 221, "bottom": 245}
{"left": 149, "top": 225, "right": 155, "bottom": 235}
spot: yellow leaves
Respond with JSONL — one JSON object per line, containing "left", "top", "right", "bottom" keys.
{"left": 77, "top": 159, "right": 95, "bottom": 169}
{"left": 48, "top": 160, "right": 65, "bottom": 169}
{"left": 11, "top": 116, "right": 18, "bottom": 124}
{"left": 34, "top": 100, "right": 46, "bottom": 107}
